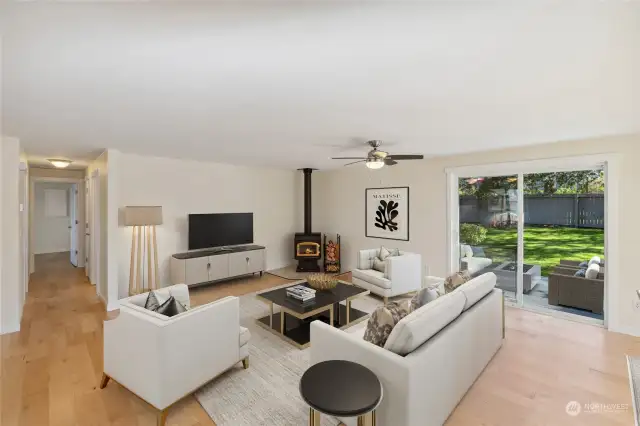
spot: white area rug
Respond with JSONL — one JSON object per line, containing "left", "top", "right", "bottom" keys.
{"left": 195, "top": 284, "right": 381, "bottom": 426}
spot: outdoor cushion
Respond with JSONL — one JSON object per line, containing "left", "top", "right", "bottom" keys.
{"left": 589, "top": 256, "right": 602, "bottom": 266}
{"left": 585, "top": 263, "right": 600, "bottom": 279}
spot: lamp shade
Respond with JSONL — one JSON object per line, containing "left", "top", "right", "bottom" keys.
{"left": 123, "top": 206, "right": 163, "bottom": 226}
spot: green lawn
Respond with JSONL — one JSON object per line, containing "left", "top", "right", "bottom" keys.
{"left": 478, "top": 226, "right": 604, "bottom": 276}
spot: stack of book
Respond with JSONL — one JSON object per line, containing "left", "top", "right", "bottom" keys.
{"left": 286, "top": 285, "right": 316, "bottom": 303}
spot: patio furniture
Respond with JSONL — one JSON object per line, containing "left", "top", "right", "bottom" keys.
{"left": 485, "top": 261, "right": 541, "bottom": 293}
{"left": 559, "top": 259, "right": 605, "bottom": 275}
{"left": 548, "top": 266, "right": 604, "bottom": 314}
{"left": 460, "top": 244, "right": 493, "bottom": 275}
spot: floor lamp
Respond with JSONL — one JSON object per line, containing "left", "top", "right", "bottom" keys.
{"left": 124, "top": 206, "right": 163, "bottom": 296}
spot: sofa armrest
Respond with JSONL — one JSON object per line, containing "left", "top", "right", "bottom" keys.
{"left": 310, "top": 321, "right": 410, "bottom": 425}
{"left": 386, "top": 253, "right": 422, "bottom": 294}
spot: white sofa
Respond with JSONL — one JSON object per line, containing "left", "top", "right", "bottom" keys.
{"left": 352, "top": 249, "right": 422, "bottom": 303}
{"left": 101, "top": 284, "right": 250, "bottom": 426}
{"left": 310, "top": 273, "right": 503, "bottom": 426}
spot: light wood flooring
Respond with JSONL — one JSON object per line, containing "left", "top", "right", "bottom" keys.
{"left": 1, "top": 253, "right": 639, "bottom": 425}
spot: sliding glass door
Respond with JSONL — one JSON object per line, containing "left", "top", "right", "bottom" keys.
{"left": 457, "top": 175, "right": 521, "bottom": 303}
{"left": 450, "top": 164, "right": 606, "bottom": 324}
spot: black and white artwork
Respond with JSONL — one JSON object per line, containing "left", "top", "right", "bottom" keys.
{"left": 365, "top": 187, "right": 409, "bottom": 241}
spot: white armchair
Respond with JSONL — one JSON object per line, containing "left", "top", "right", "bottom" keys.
{"left": 352, "top": 249, "right": 422, "bottom": 304}
{"left": 101, "top": 284, "right": 250, "bottom": 426}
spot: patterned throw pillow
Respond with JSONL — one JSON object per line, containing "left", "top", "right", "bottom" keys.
{"left": 574, "top": 269, "right": 587, "bottom": 278}
{"left": 363, "top": 300, "right": 412, "bottom": 347}
{"left": 379, "top": 246, "right": 392, "bottom": 261}
{"left": 444, "top": 271, "right": 471, "bottom": 293}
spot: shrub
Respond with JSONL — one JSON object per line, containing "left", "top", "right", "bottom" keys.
{"left": 460, "top": 223, "right": 488, "bottom": 245}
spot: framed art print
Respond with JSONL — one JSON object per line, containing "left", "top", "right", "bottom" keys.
{"left": 365, "top": 187, "right": 409, "bottom": 241}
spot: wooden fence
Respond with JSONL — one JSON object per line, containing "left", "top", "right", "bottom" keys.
{"left": 459, "top": 194, "right": 604, "bottom": 228}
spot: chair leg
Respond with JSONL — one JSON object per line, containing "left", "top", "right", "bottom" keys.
{"left": 99, "top": 373, "right": 110, "bottom": 389}
{"left": 157, "top": 409, "right": 168, "bottom": 426}
{"left": 242, "top": 357, "right": 249, "bottom": 369}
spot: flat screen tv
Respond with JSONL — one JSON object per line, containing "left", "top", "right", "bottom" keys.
{"left": 188, "top": 213, "right": 253, "bottom": 250}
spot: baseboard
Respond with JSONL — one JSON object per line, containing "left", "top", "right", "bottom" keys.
{"left": 610, "top": 324, "right": 640, "bottom": 338}
{"left": 97, "top": 293, "right": 119, "bottom": 312}
{"left": 0, "top": 322, "right": 20, "bottom": 335}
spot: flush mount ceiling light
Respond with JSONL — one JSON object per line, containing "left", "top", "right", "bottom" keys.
{"left": 48, "top": 159, "right": 72, "bottom": 168}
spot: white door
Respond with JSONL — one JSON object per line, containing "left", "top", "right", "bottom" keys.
{"left": 85, "top": 178, "right": 91, "bottom": 279}
{"left": 69, "top": 184, "right": 78, "bottom": 266}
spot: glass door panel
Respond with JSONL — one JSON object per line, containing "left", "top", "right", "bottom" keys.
{"left": 458, "top": 175, "right": 520, "bottom": 303}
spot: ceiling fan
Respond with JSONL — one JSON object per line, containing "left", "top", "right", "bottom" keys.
{"left": 331, "top": 140, "right": 424, "bottom": 169}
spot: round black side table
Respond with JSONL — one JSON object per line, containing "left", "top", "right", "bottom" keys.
{"left": 300, "top": 360, "right": 382, "bottom": 426}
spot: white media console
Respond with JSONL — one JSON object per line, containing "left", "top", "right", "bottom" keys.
{"left": 170, "top": 245, "right": 266, "bottom": 287}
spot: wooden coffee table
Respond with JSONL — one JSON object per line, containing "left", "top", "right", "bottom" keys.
{"left": 256, "top": 280, "right": 370, "bottom": 349}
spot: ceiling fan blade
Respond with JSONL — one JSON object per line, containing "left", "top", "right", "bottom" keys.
{"left": 331, "top": 157, "right": 367, "bottom": 160}
{"left": 387, "top": 154, "right": 424, "bottom": 160}
{"left": 344, "top": 160, "right": 366, "bottom": 166}
{"left": 384, "top": 159, "right": 398, "bottom": 166}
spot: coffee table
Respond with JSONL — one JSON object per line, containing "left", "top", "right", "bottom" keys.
{"left": 256, "top": 280, "right": 370, "bottom": 349}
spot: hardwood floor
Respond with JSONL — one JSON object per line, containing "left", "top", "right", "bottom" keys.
{"left": 1, "top": 253, "right": 638, "bottom": 425}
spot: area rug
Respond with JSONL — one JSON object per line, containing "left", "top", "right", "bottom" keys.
{"left": 627, "top": 356, "right": 640, "bottom": 426}
{"left": 195, "top": 284, "right": 380, "bottom": 426}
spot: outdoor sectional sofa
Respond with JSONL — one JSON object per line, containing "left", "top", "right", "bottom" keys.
{"left": 548, "top": 266, "right": 604, "bottom": 314}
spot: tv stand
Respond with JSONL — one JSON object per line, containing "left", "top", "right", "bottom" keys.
{"left": 170, "top": 245, "right": 266, "bottom": 286}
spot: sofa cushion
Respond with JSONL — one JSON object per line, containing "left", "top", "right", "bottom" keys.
{"left": 462, "top": 257, "right": 492, "bottom": 275}
{"left": 453, "top": 273, "right": 496, "bottom": 311}
{"left": 352, "top": 269, "right": 392, "bottom": 289}
{"left": 384, "top": 291, "right": 466, "bottom": 356}
{"left": 239, "top": 326, "right": 251, "bottom": 347}
{"left": 460, "top": 244, "right": 474, "bottom": 259}
{"left": 589, "top": 256, "right": 602, "bottom": 266}
{"left": 363, "top": 300, "right": 413, "bottom": 347}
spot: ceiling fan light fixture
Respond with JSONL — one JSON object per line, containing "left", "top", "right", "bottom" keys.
{"left": 365, "top": 159, "right": 385, "bottom": 170}
{"left": 48, "top": 159, "right": 72, "bottom": 168}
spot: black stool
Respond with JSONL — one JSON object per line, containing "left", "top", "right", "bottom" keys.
{"left": 300, "top": 360, "right": 382, "bottom": 426}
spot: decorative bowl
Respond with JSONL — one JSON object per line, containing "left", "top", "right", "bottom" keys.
{"left": 307, "top": 273, "right": 338, "bottom": 291}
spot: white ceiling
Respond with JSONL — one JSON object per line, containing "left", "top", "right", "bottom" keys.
{"left": 2, "top": 2, "right": 639, "bottom": 169}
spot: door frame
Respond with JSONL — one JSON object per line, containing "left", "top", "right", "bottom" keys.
{"left": 29, "top": 176, "right": 86, "bottom": 272}
{"left": 90, "top": 170, "right": 101, "bottom": 296}
{"left": 446, "top": 153, "right": 620, "bottom": 331}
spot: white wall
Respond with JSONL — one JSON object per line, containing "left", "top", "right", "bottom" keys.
{"left": 313, "top": 134, "right": 640, "bottom": 336}
{"left": 115, "top": 152, "right": 299, "bottom": 298}
{"left": 1, "top": 137, "right": 22, "bottom": 334}
{"left": 33, "top": 182, "right": 72, "bottom": 254}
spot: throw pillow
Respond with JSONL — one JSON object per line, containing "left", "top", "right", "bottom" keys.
{"left": 372, "top": 257, "right": 386, "bottom": 273}
{"left": 471, "top": 246, "right": 486, "bottom": 258}
{"left": 574, "top": 269, "right": 587, "bottom": 278}
{"left": 579, "top": 261, "right": 589, "bottom": 268}
{"left": 155, "top": 296, "right": 188, "bottom": 317}
{"left": 363, "top": 300, "right": 412, "bottom": 347}
{"left": 389, "top": 248, "right": 400, "bottom": 257}
{"left": 585, "top": 263, "right": 600, "bottom": 280}
{"left": 410, "top": 287, "right": 440, "bottom": 311}
{"left": 444, "top": 271, "right": 471, "bottom": 293}
{"left": 460, "top": 244, "right": 473, "bottom": 259}
{"left": 379, "top": 246, "right": 392, "bottom": 261}
{"left": 144, "top": 291, "right": 161, "bottom": 311}
{"left": 589, "top": 256, "right": 602, "bottom": 266}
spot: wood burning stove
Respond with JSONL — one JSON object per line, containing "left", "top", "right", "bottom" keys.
{"left": 295, "top": 168, "right": 321, "bottom": 272}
